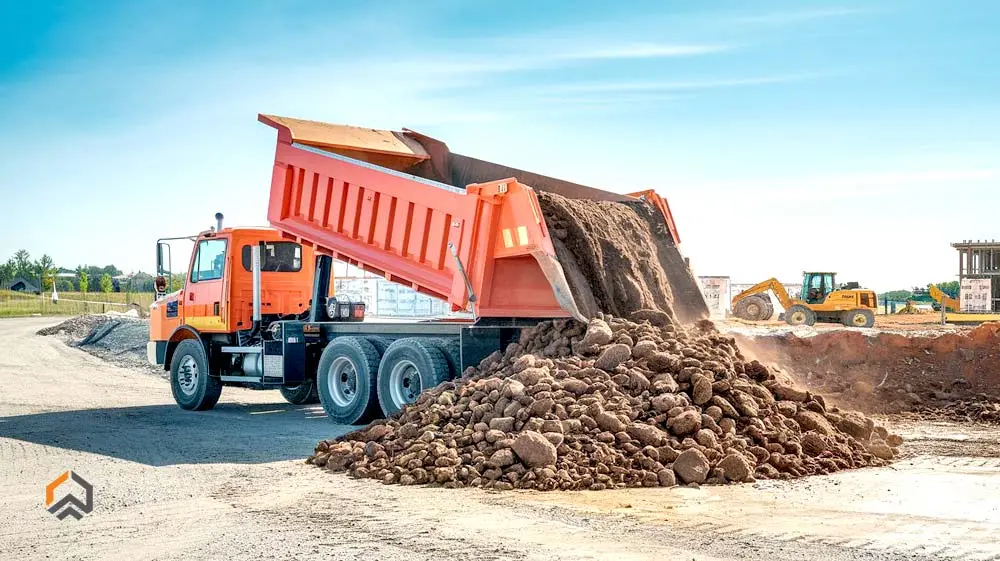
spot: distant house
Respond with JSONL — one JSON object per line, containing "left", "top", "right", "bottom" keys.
{"left": 9, "top": 277, "right": 39, "bottom": 293}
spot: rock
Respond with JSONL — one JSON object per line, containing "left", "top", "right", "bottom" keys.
{"left": 652, "top": 394, "right": 679, "bottom": 413}
{"left": 718, "top": 453, "right": 752, "bottom": 482}
{"left": 489, "top": 417, "right": 515, "bottom": 432}
{"left": 626, "top": 423, "right": 667, "bottom": 447}
{"left": 886, "top": 433, "right": 904, "bottom": 447}
{"left": 582, "top": 319, "right": 613, "bottom": 346}
{"left": 529, "top": 397, "right": 555, "bottom": 417}
{"left": 512, "top": 431, "right": 558, "bottom": 468}
{"left": 433, "top": 466, "right": 456, "bottom": 483}
{"left": 657, "top": 468, "right": 676, "bottom": 487}
{"left": 632, "top": 339, "right": 657, "bottom": 358}
{"left": 835, "top": 411, "right": 874, "bottom": 441}
{"left": 673, "top": 448, "right": 710, "bottom": 484}
{"left": 630, "top": 309, "right": 672, "bottom": 327}
{"left": 795, "top": 411, "right": 835, "bottom": 436}
{"left": 770, "top": 383, "right": 809, "bottom": 402}
{"left": 801, "top": 432, "right": 828, "bottom": 456}
{"left": 691, "top": 374, "right": 713, "bottom": 405}
{"left": 667, "top": 410, "right": 702, "bottom": 436}
{"left": 596, "top": 411, "right": 627, "bottom": 433}
{"left": 867, "top": 440, "right": 894, "bottom": 460}
{"left": 488, "top": 448, "right": 516, "bottom": 468}
{"left": 595, "top": 344, "right": 631, "bottom": 371}
{"left": 543, "top": 432, "right": 564, "bottom": 447}
{"left": 694, "top": 429, "right": 718, "bottom": 450}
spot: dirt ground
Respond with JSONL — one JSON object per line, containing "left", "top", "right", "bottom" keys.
{"left": 2, "top": 317, "right": 999, "bottom": 560}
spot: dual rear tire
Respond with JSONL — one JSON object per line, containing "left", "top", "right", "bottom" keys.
{"left": 316, "top": 336, "right": 454, "bottom": 425}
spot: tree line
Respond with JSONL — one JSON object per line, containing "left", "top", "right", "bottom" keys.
{"left": 0, "top": 249, "right": 163, "bottom": 293}
{"left": 878, "top": 281, "right": 960, "bottom": 303}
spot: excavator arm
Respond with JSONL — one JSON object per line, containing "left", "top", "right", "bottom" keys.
{"left": 929, "top": 285, "right": 959, "bottom": 312}
{"left": 732, "top": 278, "right": 793, "bottom": 310}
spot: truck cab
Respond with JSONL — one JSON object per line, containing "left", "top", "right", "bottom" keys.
{"left": 149, "top": 221, "right": 320, "bottom": 409}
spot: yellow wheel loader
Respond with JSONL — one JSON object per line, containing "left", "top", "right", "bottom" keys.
{"left": 732, "top": 272, "right": 878, "bottom": 328}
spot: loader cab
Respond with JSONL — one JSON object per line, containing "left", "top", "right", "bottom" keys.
{"left": 802, "top": 272, "right": 836, "bottom": 304}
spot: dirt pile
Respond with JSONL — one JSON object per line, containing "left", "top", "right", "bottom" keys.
{"left": 733, "top": 324, "right": 1000, "bottom": 424}
{"left": 310, "top": 314, "right": 897, "bottom": 490}
{"left": 38, "top": 313, "right": 158, "bottom": 374}
{"left": 538, "top": 192, "right": 708, "bottom": 324}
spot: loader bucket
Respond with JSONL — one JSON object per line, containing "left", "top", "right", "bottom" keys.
{"left": 260, "top": 114, "right": 708, "bottom": 324}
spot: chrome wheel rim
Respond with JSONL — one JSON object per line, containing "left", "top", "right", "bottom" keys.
{"left": 177, "top": 355, "right": 199, "bottom": 395}
{"left": 328, "top": 356, "right": 359, "bottom": 407}
{"left": 389, "top": 359, "right": 422, "bottom": 408}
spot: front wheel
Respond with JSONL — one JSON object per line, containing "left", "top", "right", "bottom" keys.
{"left": 842, "top": 309, "right": 875, "bottom": 328}
{"left": 279, "top": 382, "right": 319, "bottom": 404}
{"left": 169, "top": 339, "right": 222, "bottom": 410}
{"left": 785, "top": 304, "right": 817, "bottom": 326}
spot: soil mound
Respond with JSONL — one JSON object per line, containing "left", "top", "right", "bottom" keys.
{"left": 733, "top": 324, "right": 1000, "bottom": 424}
{"left": 538, "top": 192, "right": 708, "bottom": 324}
{"left": 310, "top": 315, "right": 897, "bottom": 489}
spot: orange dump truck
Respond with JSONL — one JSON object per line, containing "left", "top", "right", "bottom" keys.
{"left": 148, "top": 114, "right": 695, "bottom": 424}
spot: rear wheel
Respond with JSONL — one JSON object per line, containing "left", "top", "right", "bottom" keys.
{"left": 842, "top": 309, "right": 875, "bottom": 328}
{"left": 279, "top": 382, "right": 319, "bottom": 405}
{"left": 169, "top": 339, "right": 222, "bottom": 410}
{"left": 377, "top": 338, "right": 450, "bottom": 417}
{"left": 317, "top": 337, "right": 381, "bottom": 424}
{"left": 785, "top": 304, "right": 817, "bottom": 326}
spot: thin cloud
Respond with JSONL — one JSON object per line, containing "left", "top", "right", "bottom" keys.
{"left": 530, "top": 73, "right": 824, "bottom": 95}
{"left": 549, "top": 42, "right": 728, "bottom": 61}
{"left": 734, "top": 7, "right": 877, "bottom": 25}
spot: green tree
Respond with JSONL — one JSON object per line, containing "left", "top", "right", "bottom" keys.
{"left": 56, "top": 279, "right": 74, "bottom": 292}
{"left": 35, "top": 254, "right": 55, "bottom": 291}
{"left": 99, "top": 273, "right": 113, "bottom": 293}
{"left": 878, "top": 290, "right": 914, "bottom": 302}
{"left": 78, "top": 269, "right": 89, "bottom": 293}
{"left": 0, "top": 258, "right": 13, "bottom": 287}
{"left": 12, "top": 249, "right": 31, "bottom": 279}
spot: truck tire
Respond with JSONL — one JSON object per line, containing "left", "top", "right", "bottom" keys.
{"left": 785, "top": 304, "right": 817, "bottom": 326}
{"left": 169, "top": 339, "right": 222, "bottom": 411}
{"left": 735, "top": 295, "right": 769, "bottom": 321}
{"left": 761, "top": 301, "right": 774, "bottom": 321}
{"left": 279, "top": 382, "right": 319, "bottom": 405}
{"left": 377, "top": 338, "right": 450, "bottom": 417}
{"left": 842, "top": 309, "right": 875, "bottom": 328}
{"left": 430, "top": 337, "right": 462, "bottom": 379}
{"left": 317, "top": 337, "right": 381, "bottom": 425}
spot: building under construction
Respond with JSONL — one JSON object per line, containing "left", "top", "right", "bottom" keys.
{"left": 952, "top": 240, "right": 1000, "bottom": 313}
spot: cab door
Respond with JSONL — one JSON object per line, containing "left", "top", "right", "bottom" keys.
{"left": 185, "top": 238, "right": 229, "bottom": 331}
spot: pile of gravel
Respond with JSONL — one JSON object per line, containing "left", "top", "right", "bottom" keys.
{"left": 37, "top": 313, "right": 159, "bottom": 375}
{"left": 310, "top": 312, "right": 900, "bottom": 490}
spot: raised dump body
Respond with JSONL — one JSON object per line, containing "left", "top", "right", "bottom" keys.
{"left": 260, "top": 114, "right": 685, "bottom": 322}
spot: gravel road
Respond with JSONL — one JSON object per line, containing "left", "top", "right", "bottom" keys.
{"left": 1, "top": 317, "right": 997, "bottom": 560}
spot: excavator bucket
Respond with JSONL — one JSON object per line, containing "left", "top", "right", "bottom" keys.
{"left": 259, "top": 114, "right": 708, "bottom": 323}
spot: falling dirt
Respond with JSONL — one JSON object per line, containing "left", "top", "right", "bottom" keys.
{"left": 538, "top": 191, "right": 708, "bottom": 324}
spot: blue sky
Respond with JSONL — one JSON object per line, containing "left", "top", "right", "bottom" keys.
{"left": 1, "top": 0, "right": 998, "bottom": 291}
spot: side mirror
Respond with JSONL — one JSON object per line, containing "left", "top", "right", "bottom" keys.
{"left": 156, "top": 242, "right": 171, "bottom": 276}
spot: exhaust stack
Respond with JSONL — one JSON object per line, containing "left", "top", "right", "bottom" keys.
{"left": 215, "top": 212, "right": 224, "bottom": 232}
{"left": 251, "top": 244, "right": 262, "bottom": 322}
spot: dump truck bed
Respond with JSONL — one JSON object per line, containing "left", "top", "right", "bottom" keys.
{"left": 259, "top": 114, "right": 694, "bottom": 321}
